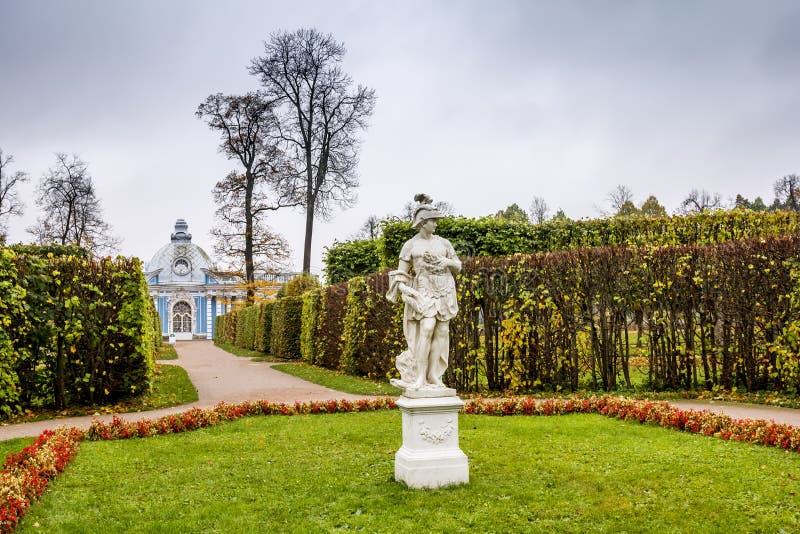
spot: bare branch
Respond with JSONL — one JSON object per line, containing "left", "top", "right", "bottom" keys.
{"left": 0, "top": 148, "right": 30, "bottom": 241}
{"left": 26, "top": 153, "right": 119, "bottom": 254}
{"left": 250, "top": 28, "right": 376, "bottom": 273}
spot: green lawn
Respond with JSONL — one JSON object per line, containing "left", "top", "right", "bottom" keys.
{"left": 214, "top": 340, "right": 276, "bottom": 362}
{"left": 0, "top": 436, "right": 33, "bottom": 459}
{"left": 134, "top": 363, "right": 198, "bottom": 409}
{"left": 272, "top": 362, "right": 402, "bottom": 396}
{"left": 17, "top": 412, "right": 800, "bottom": 532}
{"left": 155, "top": 343, "right": 179, "bottom": 360}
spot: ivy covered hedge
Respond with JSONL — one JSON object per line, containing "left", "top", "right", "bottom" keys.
{"left": 324, "top": 210, "right": 800, "bottom": 283}
{"left": 215, "top": 302, "right": 274, "bottom": 353}
{"left": 311, "top": 235, "right": 800, "bottom": 394}
{"left": 0, "top": 245, "right": 159, "bottom": 417}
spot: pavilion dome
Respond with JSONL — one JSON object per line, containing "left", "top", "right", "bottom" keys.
{"left": 144, "top": 219, "right": 217, "bottom": 285}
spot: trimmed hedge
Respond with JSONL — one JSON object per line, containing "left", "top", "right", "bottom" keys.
{"left": 314, "top": 284, "right": 348, "bottom": 370}
{"left": 0, "top": 246, "right": 158, "bottom": 416}
{"left": 300, "top": 288, "right": 321, "bottom": 364}
{"left": 215, "top": 302, "right": 274, "bottom": 353}
{"left": 311, "top": 235, "right": 800, "bottom": 394}
{"left": 271, "top": 296, "right": 303, "bottom": 359}
{"left": 324, "top": 210, "right": 800, "bottom": 283}
{"left": 255, "top": 302, "right": 273, "bottom": 353}
{"left": 323, "top": 239, "right": 381, "bottom": 284}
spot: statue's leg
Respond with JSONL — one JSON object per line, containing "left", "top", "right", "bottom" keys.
{"left": 412, "top": 317, "right": 437, "bottom": 388}
{"left": 428, "top": 321, "right": 450, "bottom": 386}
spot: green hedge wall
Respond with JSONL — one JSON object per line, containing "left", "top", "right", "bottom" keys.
{"left": 215, "top": 301, "right": 274, "bottom": 353}
{"left": 323, "top": 239, "right": 382, "bottom": 285}
{"left": 314, "top": 284, "right": 348, "bottom": 370}
{"left": 267, "top": 296, "right": 301, "bottom": 360}
{"left": 0, "top": 246, "right": 157, "bottom": 416}
{"left": 311, "top": 235, "right": 800, "bottom": 394}
{"left": 300, "top": 288, "right": 321, "bottom": 364}
{"left": 255, "top": 302, "right": 273, "bottom": 353}
{"left": 323, "top": 210, "right": 800, "bottom": 283}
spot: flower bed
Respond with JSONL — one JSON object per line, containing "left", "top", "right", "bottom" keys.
{"left": 86, "top": 398, "right": 397, "bottom": 441}
{"left": 0, "top": 427, "right": 83, "bottom": 533}
{"left": 463, "top": 396, "right": 800, "bottom": 452}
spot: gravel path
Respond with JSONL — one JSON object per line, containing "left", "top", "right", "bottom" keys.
{"left": 0, "top": 341, "right": 374, "bottom": 440}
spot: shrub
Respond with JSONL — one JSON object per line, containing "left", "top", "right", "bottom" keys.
{"left": 314, "top": 284, "right": 348, "bottom": 370}
{"left": 254, "top": 302, "right": 274, "bottom": 353}
{"left": 279, "top": 273, "right": 320, "bottom": 298}
{"left": 336, "top": 273, "right": 404, "bottom": 379}
{"left": 323, "top": 239, "right": 381, "bottom": 284}
{"left": 324, "top": 210, "right": 800, "bottom": 280}
{"left": 300, "top": 289, "right": 321, "bottom": 364}
{"left": 0, "top": 247, "right": 157, "bottom": 415}
{"left": 270, "top": 296, "right": 303, "bottom": 359}
{"left": 234, "top": 305, "right": 260, "bottom": 350}
{"left": 339, "top": 277, "right": 369, "bottom": 375}
{"left": 314, "top": 235, "right": 800, "bottom": 393}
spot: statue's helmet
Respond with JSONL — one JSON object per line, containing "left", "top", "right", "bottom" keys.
{"left": 412, "top": 205, "right": 444, "bottom": 229}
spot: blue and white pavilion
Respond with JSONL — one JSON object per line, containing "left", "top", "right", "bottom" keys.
{"left": 144, "top": 219, "right": 244, "bottom": 340}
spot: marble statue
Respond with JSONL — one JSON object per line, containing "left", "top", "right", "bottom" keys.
{"left": 387, "top": 195, "right": 461, "bottom": 391}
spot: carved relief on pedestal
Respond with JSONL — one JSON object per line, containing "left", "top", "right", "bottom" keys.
{"left": 417, "top": 417, "right": 455, "bottom": 444}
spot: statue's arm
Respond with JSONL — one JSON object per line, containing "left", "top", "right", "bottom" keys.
{"left": 386, "top": 260, "right": 416, "bottom": 302}
{"left": 397, "top": 259, "right": 415, "bottom": 295}
{"left": 445, "top": 243, "right": 462, "bottom": 274}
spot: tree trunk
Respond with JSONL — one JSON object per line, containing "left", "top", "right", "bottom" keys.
{"left": 244, "top": 171, "right": 255, "bottom": 304}
{"left": 303, "top": 194, "right": 315, "bottom": 274}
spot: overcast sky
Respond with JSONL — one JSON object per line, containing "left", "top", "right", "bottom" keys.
{"left": 1, "top": 0, "right": 798, "bottom": 274}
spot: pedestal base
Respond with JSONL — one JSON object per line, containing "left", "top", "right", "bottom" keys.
{"left": 394, "top": 394, "right": 469, "bottom": 489}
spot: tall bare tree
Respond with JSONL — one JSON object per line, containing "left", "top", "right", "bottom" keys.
{"left": 357, "top": 214, "right": 381, "bottom": 240}
{"left": 773, "top": 174, "right": 800, "bottom": 212}
{"left": 607, "top": 184, "right": 634, "bottom": 215}
{"left": 399, "top": 199, "right": 454, "bottom": 221}
{"left": 210, "top": 172, "right": 290, "bottom": 277}
{"left": 250, "top": 28, "right": 377, "bottom": 274}
{"left": 0, "top": 148, "right": 29, "bottom": 242}
{"left": 680, "top": 189, "right": 722, "bottom": 214}
{"left": 27, "top": 153, "right": 118, "bottom": 254}
{"left": 529, "top": 196, "right": 550, "bottom": 224}
{"left": 197, "top": 92, "right": 299, "bottom": 302}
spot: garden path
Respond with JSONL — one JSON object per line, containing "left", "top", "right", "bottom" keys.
{"left": 669, "top": 399, "right": 800, "bottom": 427}
{"left": 0, "top": 341, "right": 374, "bottom": 440}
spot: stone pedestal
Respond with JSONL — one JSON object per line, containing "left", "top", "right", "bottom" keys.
{"left": 395, "top": 391, "right": 469, "bottom": 489}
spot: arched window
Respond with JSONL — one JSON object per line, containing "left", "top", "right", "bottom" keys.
{"left": 173, "top": 301, "right": 192, "bottom": 333}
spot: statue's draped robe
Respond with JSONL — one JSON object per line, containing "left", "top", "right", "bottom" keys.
{"left": 386, "top": 235, "right": 459, "bottom": 388}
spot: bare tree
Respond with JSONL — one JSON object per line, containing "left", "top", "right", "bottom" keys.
{"left": 773, "top": 174, "right": 800, "bottom": 212}
{"left": 680, "top": 189, "right": 722, "bottom": 214}
{"left": 399, "top": 199, "right": 454, "bottom": 221}
{"left": 0, "top": 148, "right": 29, "bottom": 242}
{"left": 250, "top": 28, "right": 377, "bottom": 274}
{"left": 197, "top": 92, "right": 299, "bottom": 302}
{"left": 607, "top": 184, "right": 634, "bottom": 215}
{"left": 210, "top": 172, "right": 290, "bottom": 278}
{"left": 27, "top": 153, "right": 119, "bottom": 254}
{"left": 529, "top": 196, "right": 550, "bottom": 224}
{"left": 357, "top": 214, "right": 381, "bottom": 240}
